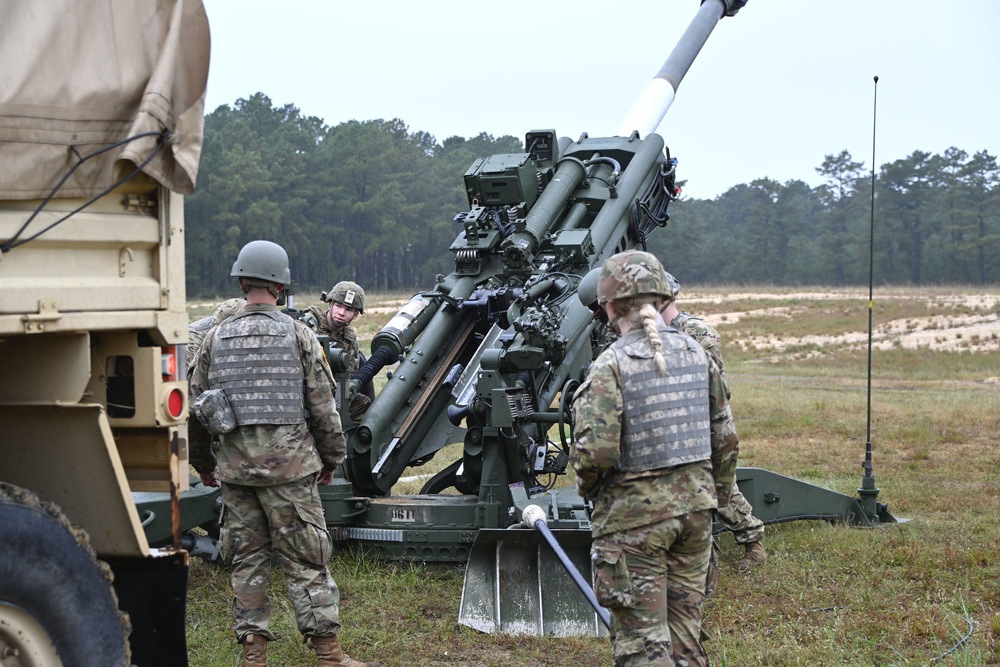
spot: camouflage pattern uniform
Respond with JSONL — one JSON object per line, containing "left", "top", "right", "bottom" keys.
{"left": 189, "top": 302, "right": 347, "bottom": 644}
{"left": 303, "top": 281, "right": 372, "bottom": 424}
{"left": 573, "top": 251, "right": 740, "bottom": 667}
{"left": 671, "top": 311, "right": 765, "bottom": 547}
{"left": 302, "top": 305, "right": 361, "bottom": 376}
{"left": 187, "top": 297, "right": 245, "bottom": 376}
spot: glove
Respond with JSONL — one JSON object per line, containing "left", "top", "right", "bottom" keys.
{"left": 348, "top": 393, "right": 372, "bottom": 422}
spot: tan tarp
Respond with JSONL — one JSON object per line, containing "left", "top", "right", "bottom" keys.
{"left": 0, "top": 0, "right": 210, "bottom": 198}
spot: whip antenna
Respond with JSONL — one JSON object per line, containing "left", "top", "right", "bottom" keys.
{"left": 858, "top": 75, "right": 885, "bottom": 521}
{"left": 865, "top": 76, "right": 877, "bottom": 471}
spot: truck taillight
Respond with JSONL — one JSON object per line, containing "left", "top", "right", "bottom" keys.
{"left": 161, "top": 346, "right": 178, "bottom": 381}
{"left": 166, "top": 387, "right": 185, "bottom": 419}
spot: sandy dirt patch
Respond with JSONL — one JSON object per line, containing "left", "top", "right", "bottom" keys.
{"left": 686, "top": 289, "right": 999, "bottom": 354}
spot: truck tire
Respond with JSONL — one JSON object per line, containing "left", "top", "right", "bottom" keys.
{"left": 0, "top": 483, "right": 130, "bottom": 667}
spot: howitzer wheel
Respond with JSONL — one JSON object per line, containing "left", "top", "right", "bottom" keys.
{"left": 0, "top": 483, "right": 130, "bottom": 667}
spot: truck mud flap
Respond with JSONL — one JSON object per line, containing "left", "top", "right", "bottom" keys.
{"left": 458, "top": 527, "right": 607, "bottom": 637}
{"left": 107, "top": 549, "right": 189, "bottom": 667}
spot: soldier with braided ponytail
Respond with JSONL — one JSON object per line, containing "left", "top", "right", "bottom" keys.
{"left": 572, "top": 250, "right": 739, "bottom": 667}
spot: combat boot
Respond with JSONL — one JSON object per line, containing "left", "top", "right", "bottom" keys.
{"left": 736, "top": 540, "right": 767, "bottom": 573}
{"left": 307, "top": 635, "right": 381, "bottom": 667}
{"left": 239, "top": 633, "right": 268, "bottom": 667}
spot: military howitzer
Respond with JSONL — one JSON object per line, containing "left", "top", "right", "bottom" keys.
{"left": 338, "top": 0, "right": 759, "bottom": 515}
{"left": 319, "top": 134, "right": 660, "bottom": 635}
{"left": 343, "top": 126, "right": 676, "bottom": 499}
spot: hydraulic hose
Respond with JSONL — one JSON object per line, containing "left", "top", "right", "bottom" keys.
{"left": 349, "top": 345, "right": 398, "bottom": 396}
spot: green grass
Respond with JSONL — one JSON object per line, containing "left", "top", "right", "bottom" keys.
{"left": 185, "top": 286, "right": 1000, "bottom": 666}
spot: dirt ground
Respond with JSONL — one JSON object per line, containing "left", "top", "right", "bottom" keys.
{"left": 686, "top": 289, "right": 1000, "bottom": 355}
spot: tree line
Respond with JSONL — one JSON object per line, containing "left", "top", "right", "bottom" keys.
{"left": 185, "top": 94, "right": 1000, "bottom": 297}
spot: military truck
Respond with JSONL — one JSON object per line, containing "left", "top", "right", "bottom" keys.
{"left": 0, "top": 2, "right": 210, "bottom": 665}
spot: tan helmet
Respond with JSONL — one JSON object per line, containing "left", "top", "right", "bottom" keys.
{"left": 597, "top": 250, "right": 673, "bottom": 305}
{"left": 230, "top": 240, "right": 291, "bottom": 284}
{"left": 322, "top": 280, "right": 365, "bottom": 313}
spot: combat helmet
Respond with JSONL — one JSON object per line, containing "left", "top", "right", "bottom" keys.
{"left": 577, "top": 267, "right": 602, "bottom": 312}
{"left": 663, "top": 271, "right": 682, "bottom": 298}
{"left": 230, "top": 240, "right": 291, "bottom": 284}
{"left": 322, "top": 280, "right": 365, "bottom": 314}
{"left": 597, "top": 250, "right": 673, "bottom": 305}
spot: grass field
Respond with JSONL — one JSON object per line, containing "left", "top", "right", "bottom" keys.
{"left": 185, "top": 286, "right": 1000, "bottom": 666}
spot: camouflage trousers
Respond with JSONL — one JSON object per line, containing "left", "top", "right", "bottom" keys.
{"left": 592, "top": 510, "right": 713, "bottom": 667}
{"left": 715, "top": 481, "right": 764, "bottom": 545}
{"left": 220, "top": 475, "right": 340, "bottom": 642}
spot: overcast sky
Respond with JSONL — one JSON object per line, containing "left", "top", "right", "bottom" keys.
{"left": 203, "top": 0, "right": 1000, "bottom": 200}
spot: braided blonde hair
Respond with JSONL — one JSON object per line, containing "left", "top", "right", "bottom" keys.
{"left": 614, "top": 297, "right": 667, "bottom": 374}
{"left": 639, "top": 302, "right": 667, "bottom": 374}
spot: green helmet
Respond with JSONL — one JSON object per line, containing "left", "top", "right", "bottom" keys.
{"left": 230, "top": 240, "right": 291, "bottom": 284}
{"left": 322, "top": 280, "right": 365, "bottom": 313}
{"left": 577, "top": 267, "right": 602, "bottom": 311}
{"left": 597, "top": 250, "right": 672, "bottom": 305}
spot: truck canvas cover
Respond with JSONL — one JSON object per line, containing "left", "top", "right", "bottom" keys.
{"left": 0, "top": 0, "right": 209, "bottom": 199}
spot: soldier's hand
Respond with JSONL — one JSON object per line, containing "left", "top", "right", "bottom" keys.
{"left": 349, "top": 393, "right": 372, "bottom": 422}
{"left": 317, "top": 469, "right": 334, "bottom": 485}
{"left": 199, "top": 471, "right": 219, "bottom": 488}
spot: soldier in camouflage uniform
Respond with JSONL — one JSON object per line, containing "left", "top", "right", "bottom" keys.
{"left": 660, "top": 271, "right": 767, "bottom": 573}
{"left": 578, "top": 267, "right": 767, "bottom": 576}
{"left": 572, "top": 251, "right": 740, "bottom": 667}
{"left": 303, "top": 281, "right": 370, "bottom": 421}
{"left": 189, "top": 241, "right": 380, "bottom": 667}
{"left": 303, "top": 281, "right": 365, "bottom": 374}
{"left": 186, "top": 297, "right": 245, "bottom": 377}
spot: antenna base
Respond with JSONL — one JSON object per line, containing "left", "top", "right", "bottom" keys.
{"left": 857, "top": 475, "right": 898, "bottom": 524}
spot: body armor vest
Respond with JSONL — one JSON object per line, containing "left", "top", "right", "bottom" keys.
{"left": 207, "top": 309, "right": 306, "bottom": 425}
{"left": 612, "top": 326, "right": 712, "bottom": 472}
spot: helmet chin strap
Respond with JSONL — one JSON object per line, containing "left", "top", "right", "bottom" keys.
{"left": 604, "top": 302, "right": 624, "bottom": 335}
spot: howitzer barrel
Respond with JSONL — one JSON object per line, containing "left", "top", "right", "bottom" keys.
{"left": 584, "top": 134, "right": 666, "bottom": 260}
{"left": 616, "top": 0, "right": 747, "bottom": 138}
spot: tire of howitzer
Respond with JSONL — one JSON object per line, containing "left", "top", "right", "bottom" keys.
{"left": 0, "top": 483, "right": 130, "bottom": 667}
